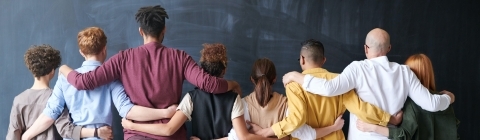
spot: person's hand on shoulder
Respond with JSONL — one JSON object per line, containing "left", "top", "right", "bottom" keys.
{"left": 440, "top": 90, "right": 455, "bottom": 104}
{"left": 282, "top": 71, "right": 304, "bottom": 86}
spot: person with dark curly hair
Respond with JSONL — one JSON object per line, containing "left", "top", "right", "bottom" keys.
{"left": 6, "top": 45, "right": 72, "bottom": 140}
{"left": 58, "top": 5, "right": 241, "bottom": 140}
{"left": 122, "top": 43, "right": 273, "bottom": 140}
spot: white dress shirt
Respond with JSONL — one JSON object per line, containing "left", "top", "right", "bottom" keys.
{"left": 301, "top": 56, "right": 451, "bottom": 140}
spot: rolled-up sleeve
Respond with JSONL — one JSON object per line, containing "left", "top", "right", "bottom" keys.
{"left": 110, "top": 80, "right": 134, "bottom": 118}
{"left": 43, "top": 76, "right": 67, "bottom": 120}
{"left": 271, "top": 83, "right": 307, "bottom": 138}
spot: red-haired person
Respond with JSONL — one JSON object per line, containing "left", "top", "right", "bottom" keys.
{"left": 356, "top": 54, "right": 459, "bottom": 140}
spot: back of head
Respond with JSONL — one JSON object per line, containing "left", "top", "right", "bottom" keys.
{"left": 250, "top": 58, "right": 276, "bottom": 107}
{"left": 365, "top": 28, "right": 391, "bottom": 56}
{"left": 199, "top": 43, "right": 227, "bottom": 77}
{"left": 24, "top": 44, "right": 61, "bottom": 78}
{"left": 405, "top": 53, "right": 436, "bottom": 91}
{"left": 77, "top": 27, "right": 107, "bottom": 55}
{"left": 300, "top": 39, "right": 325, "bottom": 66}
{"left": 135, "top": 5, "right": 169, "bottom": 38}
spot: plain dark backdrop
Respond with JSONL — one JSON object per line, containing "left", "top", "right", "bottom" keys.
{"left": 1, "top": 0, "right": 479, "bottom": 139}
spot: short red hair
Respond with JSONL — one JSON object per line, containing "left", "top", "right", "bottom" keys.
{"left": 77, "top": 27, "right": 107, "bottom": 55}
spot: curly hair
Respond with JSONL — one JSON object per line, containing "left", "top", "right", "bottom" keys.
{"left": 24, "top": 44, "right": 61, "bottom": 78}
{"left": 77, "top": 27, "right": 107, "bottom": 55}
{"left": 199, "top": 43, "right": 227, "bottom": 77}
{"left": 135, "top": 5, "right": 169, "bottom": 38}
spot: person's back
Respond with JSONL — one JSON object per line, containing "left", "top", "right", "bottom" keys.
{"left": 7, "top": 45, "right": 62, "bottom": 140}
{"left": 243, "top": 58, "right": 288, "bottom": 128}
{"left": 62, "top": 62, "right": 120, "bottom": 127}
{"left": 346, "top": 57, "right": 414, "bottom": 138}
{"left": 190, "top": 89, "right": 238, "bottom": 139}
{"left": 282, "top": 28, "right": 453, "bottom": 140}
{"left": 10, "top": 89, "right": 62, "bottom": 140}
{"left": 244, "top": 91, "right": 288, "bottom": 128}
{"left": 59, "top": 5, "right": 240, "bottom": 139}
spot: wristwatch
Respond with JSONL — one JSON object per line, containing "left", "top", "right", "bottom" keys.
{"left": 94, "top": 127, "right": 99, "bottom": 138}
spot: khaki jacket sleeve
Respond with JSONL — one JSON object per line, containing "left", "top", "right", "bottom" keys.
{"left": 271, "top": 83, "right": 307, "bottom": 138}
{"left": 341, "top": 90, "right": 390, "bottom": 126}
{"left": 54, "top": 107, "right": 82, "bottom": 140}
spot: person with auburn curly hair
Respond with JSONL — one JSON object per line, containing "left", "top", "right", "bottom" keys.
{"left": 122, "top": 43, "right": 273, "bottom": 140}
{"left": 21, "top": 27, "right": 177, "bottom": 140}
{"left": 356, "top": 53, "right": 459, "bottom": 140}
{"left": 6, "top": 44, "right": 76, "bottom": 140}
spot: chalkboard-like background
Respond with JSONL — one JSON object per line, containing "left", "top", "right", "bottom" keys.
{"left": 1, "top": 0, "right": 478, "bottom": 139}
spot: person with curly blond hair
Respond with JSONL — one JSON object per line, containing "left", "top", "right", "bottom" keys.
{"left": 122, "top": 43, "right": 273, "bottom": 140}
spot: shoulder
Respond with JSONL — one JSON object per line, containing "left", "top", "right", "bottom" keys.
{"left": 272, "top": 92, "right": 288, "bottom": 103}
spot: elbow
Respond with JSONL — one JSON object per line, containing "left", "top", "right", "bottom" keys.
{"left": 162, "top": 126, "right": 176, "bottom": 136}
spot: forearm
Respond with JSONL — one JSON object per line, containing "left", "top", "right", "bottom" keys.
{"left": 131, "top": 123, "right": 172, "bottom": 136}
{"left": 126, "top": 106, "right": 167, "bottom": 121}
{"left": 80, "top": 128, "right": 95, "bottom": 138}
{"left": 373, "top": 125, "right": 389, "bottom": 137}
{"left": 314, "top": 126, "right": 337, "bottom": 139}
{"left": 302, "top": 75, "right": 350, "bottom": 97}
{"left": 342, "top": 92, "right": 390, "bottom": 126}
{"left": 22, "top": 115, "right": 55, "bottom": 139}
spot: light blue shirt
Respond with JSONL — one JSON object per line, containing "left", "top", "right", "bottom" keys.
{"left": 43, "top": 60, "right": 134, "bottom": 140}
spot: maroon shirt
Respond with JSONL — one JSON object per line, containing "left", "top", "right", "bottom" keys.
{"left": 66, "top": 42, "right": 228, "bottom": 140}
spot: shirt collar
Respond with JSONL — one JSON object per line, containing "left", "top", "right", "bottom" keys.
{"left": 302, "top": 68, "right": 329, "bottom": 74}
{"left": 81, "top": 60, "right": 102, "bottom": 67}
{"left": 367, "top": 56, "right": 390, "bottom": 63}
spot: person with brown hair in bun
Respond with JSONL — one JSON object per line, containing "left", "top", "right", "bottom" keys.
{"left": 122, "top": 43, "right": 273, "bottom": 140}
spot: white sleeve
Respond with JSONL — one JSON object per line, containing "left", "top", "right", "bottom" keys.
{"left": 291, "top": 124, "right": 317, "bottom": 140}
{"left": 407, "top": 70, "right": 451, "bottom": 111}
{"left": 176, "top": 93, "right": 193, "bottom": 121}
{"left": 302, "top": 62, "right": 357, "bottom": 97}
{"left": 230, "top": 95, "right": 244, "bottom": 120}
{"left": 227, "top": 99, "right": 249, "bottom": 140}
{"left": 285, "top": 107, "right": 317, "bottom": 139}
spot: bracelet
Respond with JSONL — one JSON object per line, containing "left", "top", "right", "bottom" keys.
{"left": 94, "top": 127, "right": 99, "bottom": 138}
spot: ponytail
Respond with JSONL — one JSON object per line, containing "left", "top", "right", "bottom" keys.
{"left": 254, "top": 75, "right": 273, "bottom": 107}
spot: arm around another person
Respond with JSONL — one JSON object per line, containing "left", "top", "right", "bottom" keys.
{"left": 356, "top": 100, "right": 418, "bottom": 140}
{"left": 283, "top": 63, "right": 358, "bottom": 97}
{"left": 406, "top": 71, "right": 452, "bottom": 112}
{"left": 61, "top": 53, "right": 124, "bottom": 90}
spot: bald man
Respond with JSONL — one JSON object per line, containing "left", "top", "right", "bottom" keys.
{"left": 282, "top": 28, "right": 455, "bottom": 140}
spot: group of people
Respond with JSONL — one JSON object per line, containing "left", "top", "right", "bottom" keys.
{"left": 7, "top": 4, "right": 459, "bottom": 140}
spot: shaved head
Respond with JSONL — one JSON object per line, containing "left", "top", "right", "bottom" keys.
{"left": 365, "top": 28, "right": 391, "bottom": 57}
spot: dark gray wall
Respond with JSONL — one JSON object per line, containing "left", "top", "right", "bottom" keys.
{"left": 1, "top": 0, "right": 478, "bottom": 139}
